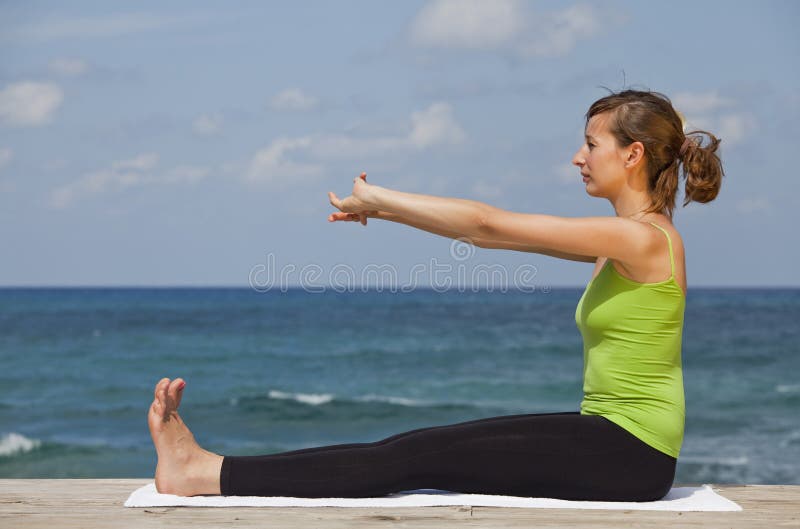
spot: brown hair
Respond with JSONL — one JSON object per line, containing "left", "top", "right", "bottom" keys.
{"left": 586, "top": 89, "right": 724, "bottom": 219}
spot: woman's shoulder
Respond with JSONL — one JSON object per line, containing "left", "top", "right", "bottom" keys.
{"left": 612, "top": 215, "right": 686, "bottom": 293}
{"left": 643, "top": 216, "right": 683, "bottom": 248}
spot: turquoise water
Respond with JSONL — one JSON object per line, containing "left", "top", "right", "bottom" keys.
{"left": 0, "top": 287, "right": 798, "bottom": 485}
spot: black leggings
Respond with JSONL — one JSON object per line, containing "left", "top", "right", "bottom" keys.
{"left": 220, "top": 411, "right": 677, "bottom": 502}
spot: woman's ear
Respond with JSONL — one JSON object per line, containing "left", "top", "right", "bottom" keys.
{"left": 625, "top": 141, "right": 645, "bottom": 168}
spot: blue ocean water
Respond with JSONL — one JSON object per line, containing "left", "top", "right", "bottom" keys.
{"left": 0, "top": 287, "right": 798, "bottom": 485}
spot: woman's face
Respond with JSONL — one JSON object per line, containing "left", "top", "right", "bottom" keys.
{"left": 572, "top": 111, "right": 628, "bottom": 198}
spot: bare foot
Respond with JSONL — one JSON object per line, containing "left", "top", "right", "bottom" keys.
{"left": 148, "top": 377, "right": 223, "bottom": 496}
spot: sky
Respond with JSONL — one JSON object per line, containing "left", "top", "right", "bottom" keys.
{"left": 0, "top": 0, "right": 798, "bottom": 288}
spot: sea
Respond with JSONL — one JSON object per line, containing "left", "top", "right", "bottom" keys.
{"left": 0, "top": 287, "right": 798, "bottom": 485}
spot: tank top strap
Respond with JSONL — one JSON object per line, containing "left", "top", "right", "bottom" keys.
{"left": 648, "top": 222, "right": 675, "bottom": 278}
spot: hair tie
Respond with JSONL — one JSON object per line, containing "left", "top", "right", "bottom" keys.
{"left": 679, "top": 137, "right": 693, "bottom": 156}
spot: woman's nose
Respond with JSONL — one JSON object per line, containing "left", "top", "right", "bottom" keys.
{"left": 572, "top": 150, "right": 584, "bottom": 167}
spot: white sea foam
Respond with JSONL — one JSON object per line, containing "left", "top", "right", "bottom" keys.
{"left": 268, "top": 390, "right": 334, "bottom": 406}
{"left": 776, "top": 384, "right": 800, "bottom": 394}
{"left": 263, "top": 390, "right": 430, "bottom": 407}
{"left": 357, "top": 394, "right": 427, "bottom": 407}
{"left": 0, "top": 432, "right": 41, "bottom": 457}
{"left": 680, "top": 455, "right": 749, "bottom": 467}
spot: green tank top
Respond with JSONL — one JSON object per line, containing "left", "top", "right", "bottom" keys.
{"left": 574, "top": 222, "right": 685, "bottom": 459}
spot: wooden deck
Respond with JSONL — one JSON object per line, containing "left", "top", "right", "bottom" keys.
{"left": 1, "top": 480, "right": 798, "bottom": 528}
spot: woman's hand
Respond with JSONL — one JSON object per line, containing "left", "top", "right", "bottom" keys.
{"left": 328, "top": 172, "right": 377, "bottom": 226}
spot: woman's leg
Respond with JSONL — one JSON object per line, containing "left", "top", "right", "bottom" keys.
{"left": 258, "top": 411, "right": 578, "bottom": 458}
{"left": 221, "top": 411, "right": 677, "bottom": 501}
{"left": 148, "top": 378, "right": 676, "bottom": 501}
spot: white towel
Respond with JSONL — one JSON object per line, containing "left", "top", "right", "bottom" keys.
{"left": 125, "top": 483, "right": 741, "bottom": 511}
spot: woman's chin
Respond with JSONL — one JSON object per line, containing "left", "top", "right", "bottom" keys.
{"left": 583, "top": 184, "right": 603, "bottom": 198}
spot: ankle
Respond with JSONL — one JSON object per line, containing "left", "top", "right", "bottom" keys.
{"left": 192, "top": 451, "right": 223, "bottom": 495}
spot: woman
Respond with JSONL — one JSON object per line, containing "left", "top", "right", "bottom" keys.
{"left": 148, "top": 89, "right": 723, "bottom": 501}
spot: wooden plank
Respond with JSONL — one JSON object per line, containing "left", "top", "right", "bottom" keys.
{"left": 0, "top": 480, "right": 798, "bottom": 529}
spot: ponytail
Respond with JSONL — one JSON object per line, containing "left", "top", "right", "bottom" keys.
{"left": 679, "top": 130, "right": 724, "bottom": 207}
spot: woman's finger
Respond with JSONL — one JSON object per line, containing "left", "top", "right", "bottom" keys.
{"left": 328, "top": 191, "right": 339, "bottom": 208}
{"left": 329, "top": 212, "right": 360, "bottom": 222}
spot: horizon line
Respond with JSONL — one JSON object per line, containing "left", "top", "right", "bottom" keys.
{"left": 0, "top": 285, "right": 797, "bottom": 291}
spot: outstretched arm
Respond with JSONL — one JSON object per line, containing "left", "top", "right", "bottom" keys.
{"left": 329, "top": 173, "right": 653, "bottom": 263}
{"left": 329, "top": 210, "right": 596, "bottom": 263}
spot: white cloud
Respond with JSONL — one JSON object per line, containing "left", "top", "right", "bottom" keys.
{"left": 408, "top": 102, "right": 466, "bottom": 148}
{"left": 49, "top": 153, "right": 158, "bottom": 208}
{"left": 716, "top": 113, "right": 755, "bottom": 145}
{"left": 674, "top": 90, "right": 755, "bottom": 146}
{"left": 313, "top": 102, "right": 465, "bottom": 158}
{"left": 270, "top": 89, "right": 318, "bottom": 111}
{"left": 246, "top": 137, "right": 324, "bottom": 183}
{"left": 48, "top": 153, "right": 210, "bottom": 208}
{"left": 0, "top": 148, "right": 12, "bottom": 170}
{"left": 247, "top": 102, "right": 466, "bottom": 183}
{"left": 518, "top": 4, "right": 600, "bottom": 58}
{"left": 410, "top": 0, "right": 524, "bottom": 49}
{"left": 409, "top": 1, "right": 607, "bottom": 57}
{"left": 112, "top": 153, "right": 158, "bottom": 172}
{"left": 672, "top": 91, "right": 734, "bottom": 115}
{"left": 192, "top": 113, "right": 222, "bottom": 136}
{"left": 49, "top": 58, "right": 89, "bottom": 76}
{"left": 0, "top": 82, "right": 64, "bottom": 127}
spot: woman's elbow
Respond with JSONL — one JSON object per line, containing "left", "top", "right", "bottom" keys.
{"left": 476, "top": 208, "right": 496, "bottom": 239}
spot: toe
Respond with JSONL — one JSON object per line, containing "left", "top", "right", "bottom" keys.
{"left": 158, "top": 379, "right": 170, "bottom": 407}
{"left": 155, "top": 378, "right": 170, "bottom": 400}
{"left": 167, "top": 378, "right": 185, "bottom": 409}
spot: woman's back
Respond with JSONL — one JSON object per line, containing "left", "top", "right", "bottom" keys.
{"left": 575, "top": 221, "right": 686, "bottom": 459}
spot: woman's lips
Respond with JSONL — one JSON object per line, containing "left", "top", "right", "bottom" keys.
{"left": 582, "top": 174, "right": 590, "bottom": 182}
